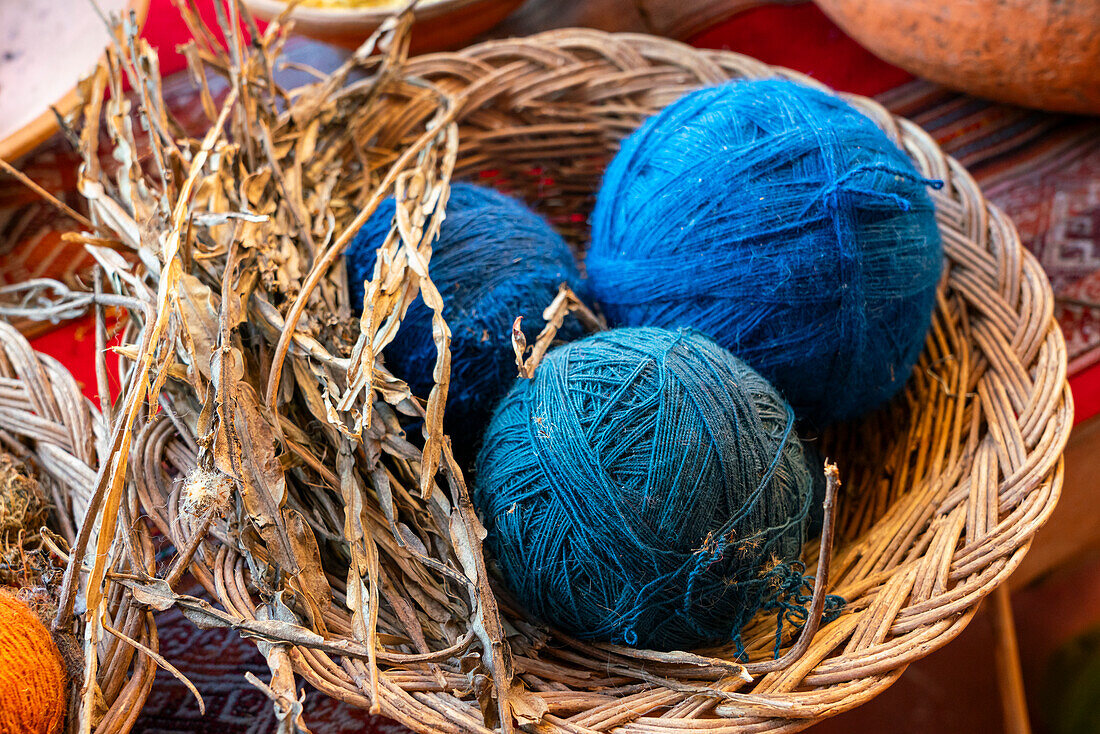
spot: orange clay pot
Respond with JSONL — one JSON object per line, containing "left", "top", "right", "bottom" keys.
{"left": 814, "top": 0, "right": 1100, "bottom": 114}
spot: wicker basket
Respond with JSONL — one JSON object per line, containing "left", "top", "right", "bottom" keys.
{"left": 0, "top": 26, "right": 1071, "bottom": 734}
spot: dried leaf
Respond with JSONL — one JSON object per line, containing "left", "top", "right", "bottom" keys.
{"left": 283, "top": 507, "right": 333, "bottom": 624}
{"left": 508, "top": 681, "right": 549, "bottom": 726}
{"left": 177, "top": 272, "right": 241, "bottom": 381}
{"left": 126, "top": 577, "right": 177, "bottom": 612}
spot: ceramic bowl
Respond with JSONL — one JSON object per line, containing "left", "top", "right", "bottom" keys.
{"left": 243, "top": 0, "right": 524, "bottom": 53}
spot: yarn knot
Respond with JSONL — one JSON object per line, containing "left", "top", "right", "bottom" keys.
{"left": 758, "top": 560, "right": 846, "bottom": 658}
{"left": 815, "top": 162, "right": 945, "bottom": 214}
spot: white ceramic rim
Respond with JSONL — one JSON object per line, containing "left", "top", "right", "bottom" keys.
{"left": 245, "top": 0, "right": 485, "bottom": 24}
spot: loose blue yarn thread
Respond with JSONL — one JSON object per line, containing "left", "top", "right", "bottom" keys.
{"left": 474, "top": 327, "right": 842, "bottom": 651}
{"left": 346, "top": 182, "right": 584, "bottom": 457}
{"left": 588, "top": 79, "right": 944, "bottom": 426}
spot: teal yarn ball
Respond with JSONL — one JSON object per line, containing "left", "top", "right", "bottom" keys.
{"left": 346, "top": 183, "right": 584, "bottom": 457}
{"left": 588, "top": 79, "right": 944, "bottom": 426}
{"left": 474, "top": 327, "right": 827, "bottom": 651}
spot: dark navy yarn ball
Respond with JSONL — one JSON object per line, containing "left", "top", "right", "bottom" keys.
{"left": 588, "top": 79, "right": 944, "bottom": 426}
{"left": 346, "top": 183, "right": 584, "bottom": 454}
{"left": 474, "top": 327, "right": 816, "bottom": 651}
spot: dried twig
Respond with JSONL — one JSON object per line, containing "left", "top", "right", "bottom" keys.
{"left": 0, "top": 157, "right": 95, "bottom": 230}
{"left": 744, "top": 462, "right": 840, "bottom": 675}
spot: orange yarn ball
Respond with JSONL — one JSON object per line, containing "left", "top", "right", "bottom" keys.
{"left": 0, "top": 593, "right": 65, "bottom": 734}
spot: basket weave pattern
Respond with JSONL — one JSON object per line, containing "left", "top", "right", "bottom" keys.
{"left": 0, "top": 29, "right": 1071, "bottom": 734}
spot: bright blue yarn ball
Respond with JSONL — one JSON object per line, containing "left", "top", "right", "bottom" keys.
{"left": 346, "top": 183, "right": 584, "bottom": 454}
{"left": 474, "top": 327, "right": 819, "bottom": 651}
{"left": 588, "top": 79, "right": 944, "bottom": 426}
